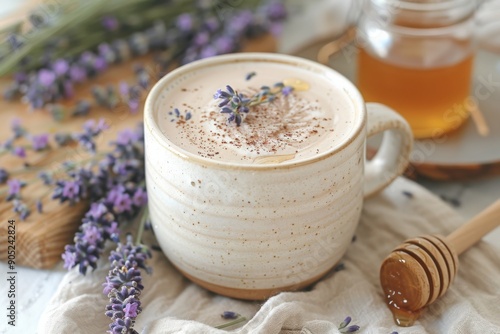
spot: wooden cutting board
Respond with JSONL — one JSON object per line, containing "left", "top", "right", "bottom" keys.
{"left": 0, "top": 36, "right": 276, "bottom": 269}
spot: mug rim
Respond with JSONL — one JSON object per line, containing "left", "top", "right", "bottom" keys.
{"left": 144, "top": 52, "right": 366, "bottom": 170}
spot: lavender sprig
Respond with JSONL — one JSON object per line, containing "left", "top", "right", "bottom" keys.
{"left": 213, "top": 81, "right": 294, "bottom": 126}
{"left": 61, "top": 123, "right": 146, "bottom": 275}
{"left": 104, "top": 233, "right": 151, "bottom": 334}
{"left": 2, "top": 1, "right": 287, "bottom": 113}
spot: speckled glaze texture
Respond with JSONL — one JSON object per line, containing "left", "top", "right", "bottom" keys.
{"left": 144, "top": 53, "right": 413, "bottom": 300}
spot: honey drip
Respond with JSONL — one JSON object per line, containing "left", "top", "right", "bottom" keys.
{"left": 380, "top": 236, "right": 458, "bottom": 327}
{"left": 283, "top": 78, "right": 310, "bottom": 91}
{"left": 253, "top": 153, "right": 296, "bottom": 164}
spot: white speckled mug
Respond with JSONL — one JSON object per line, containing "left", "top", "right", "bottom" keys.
{"left": 144, "top": 53, "right": 413, "bottom": 300}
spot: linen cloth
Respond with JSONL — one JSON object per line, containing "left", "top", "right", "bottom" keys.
{"left": 38, "top": 177, "right": 500, "bottom": 333}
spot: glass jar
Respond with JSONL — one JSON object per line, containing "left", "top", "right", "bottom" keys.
{"left": 356, "top": 0, "right": 477, "bottom": 139}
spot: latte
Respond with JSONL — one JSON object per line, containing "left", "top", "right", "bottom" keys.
{"left": 157, "top": 60, "right": 356, "bottom": 164}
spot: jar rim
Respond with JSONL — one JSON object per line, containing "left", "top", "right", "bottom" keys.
{"left": 370, "top": 0, "right": 476, "bottom": 12}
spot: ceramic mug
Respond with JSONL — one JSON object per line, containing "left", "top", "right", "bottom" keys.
{"left": 144, "top": 53, "right": 413, "bottom": 300}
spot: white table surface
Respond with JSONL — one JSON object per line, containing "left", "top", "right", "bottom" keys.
{"left": 1, "top": 1, "right": 500, "bottom": 333}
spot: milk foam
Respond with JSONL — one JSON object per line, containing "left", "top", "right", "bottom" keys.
{"left": 157, "top": 61, "right": 356, "bottom": 164}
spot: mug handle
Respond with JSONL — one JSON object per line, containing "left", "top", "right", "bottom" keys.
{"left": 364, "top": 102, "right": 413, "bottom": 198}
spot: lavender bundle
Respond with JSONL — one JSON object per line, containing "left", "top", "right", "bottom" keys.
{"left": 1, "top": 0, "right": 286, "bottom": 114}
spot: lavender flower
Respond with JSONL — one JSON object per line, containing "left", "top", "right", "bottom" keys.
{"left": 102, "top": 16, "right": 120, "bottom": 31}
{"left": 52, "top": 179, "right": 83, "bottom": 204}
{"left": 62, "top": 124, "right": 146, "bottom": 275}
{"left": 338, "top": 316, "right": 360, "bottom": 333}
{"left": 12, "top": 200, "right": 30, "bottom": 220}
{"left": 31, "top": 133, "right": 50, "bottom": 151}
{"left": 6, "top": 179, "right": 24, "bottom": 201}
{"left": 213, "top": 81, "right": 294, "bottom": 126}
{"left": 38, "top": 69, "right": 56, "bottom": 86}
{"left": 104, "top": 235, "right": 151, "bottom": 334}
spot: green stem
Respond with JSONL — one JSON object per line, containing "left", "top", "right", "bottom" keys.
{"left": 135, "top": 205, "right": 149, "bottom": 245}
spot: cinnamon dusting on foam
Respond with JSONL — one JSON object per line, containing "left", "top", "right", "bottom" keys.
{"left": 173, "top": 91, "right": 333, "bottom": 162}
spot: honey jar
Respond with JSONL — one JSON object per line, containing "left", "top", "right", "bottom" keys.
{"left": 356, "top": 0, "right": 477, "bottom": 139}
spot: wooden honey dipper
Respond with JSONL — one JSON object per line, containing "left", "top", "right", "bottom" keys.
{"left": 380, "top": 199, "right": 500, "bottom": 327}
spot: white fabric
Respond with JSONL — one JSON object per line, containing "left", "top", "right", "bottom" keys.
{"left": 38, "top": 177, "right": 500, "bottom": 333}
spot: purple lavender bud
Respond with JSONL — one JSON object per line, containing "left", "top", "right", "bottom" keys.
{"left": 14, "top": 72, "right": 27, "bottom": 84}
{"left": 83, "top": 224, "right": 102, "bottom": 246}
{"left": 176, "top": 13, "right": 193, "bottom": 31}
{"left": 63, "top": 81, "right": 74, "bottom": 98}
{"left": 266, "top": 2, "right": 287, "bottom": 21}
{"left": 119, "top": 81, "right": 129, "bottom": 98}
{"left": 12, "top": 147, "right": 26, "bottom": 158}
{"left": 7, "top": 179, "right": 23, "bottom": 201}
{"left": 31, "top": 133, "right": 50, "bottom": 151}
{"left": 204, "top": 17, "right": 219, "bottom": 32}
{"left": 218, "top": 99, "right": 230, "bottom": 107}
{"left": 102, "top": 15, "right": 119, "bottom": 31}
{"left": 246, "top": 72, "right": 256, "bottom": 81}
{"left": 235, "top": 113, "right": 242, "bottom": 126}
{"left": 62, "top": 180, "right": 81, "bottom": 201}
{"left": 38, "top": 69, "right": 56, "bottom": 86}
{"left": 62, "top": 247, "right": 77, "bottom": 269}
{"left": 52, "top": 59, "right": 69, "bottom": 76}
{"left": 282, "top": 86, "right": 294, "bottom": 97}
{"left": 36, "top": 199, "right": 43, "bottom": 213}
{"left": 200, "top": 45, "right": 217, "bottom": 59}
{"left": 69, "top": 65, "right": 87, "bottom": 83}
{"left": 339, "top": 316, "right": 352, "bottom": 328}
{"left": 93, "top": 56, "right": 108, "bottom": 73}
{"left": 345, "top": 325, "right": 360, "bottom": 333}
{"left": 221, "top": 107, "right": 233, "bottom": 114}
{"left": 124, "top": 302, "right": 138, "bottom": 318}
{"left": 113, "top": 192, "right": 132, "bottom": 214}
{"left": 0, "top": 168, "right": 8, "bottom": 183}
{"left": 214, "top": 36, "right": 236, "bottom": 54}
{"left": 13, "top": 200, "right": 30, "bottom": 220}
{"left": 132, "top": 188, "right": 147, "bottom": 207}
{"left": 221, "top": 311, "right": 238, "bottom": 319}
{"left": 194, "top": 31, "right": 210, "bottom": 47}
{"left": 128, "top": 99, "right": 140, "bottom": 114}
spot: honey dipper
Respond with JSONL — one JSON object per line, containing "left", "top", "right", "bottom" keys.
{"left": 380, "top": 199, "right": 500, "bottom": 327}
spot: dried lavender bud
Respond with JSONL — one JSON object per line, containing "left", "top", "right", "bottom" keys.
{"left": 30, "top": 133, "right": 50, "bottom": 151}
{"left": 0, "top": 168, "right": 8, "bottom": 183}
{"left": 338, "top": 316, "right": 360, "bottom": 333}
{"left": 221, "top": 311, "right": 238, "bottom": 319}
{"left": 6, "top": 179, "right": 24, "bottom": 201}
{"left": 12, "top": 200, "right": 30, "bottom": 220}
{"left": 12, "top": 147, "right": 26, "bottom": 158}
